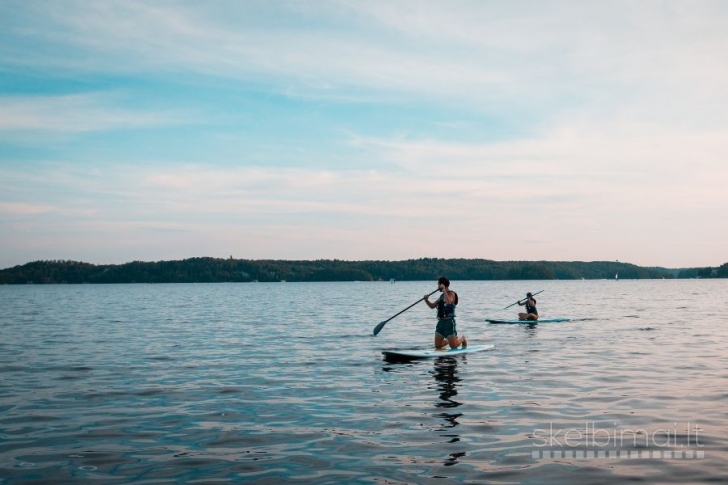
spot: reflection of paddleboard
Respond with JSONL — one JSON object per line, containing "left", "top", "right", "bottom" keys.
{"left": 486, "top": 318, "right": 570, "bottom": 324}
{"left": 382, "top": 344, "right": 495, "bottom": 360}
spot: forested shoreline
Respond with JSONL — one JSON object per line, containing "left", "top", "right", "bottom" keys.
{"left": 1, "top": 258, "right": 726, "bottom": 284}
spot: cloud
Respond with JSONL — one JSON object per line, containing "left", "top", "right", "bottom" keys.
{"left": 6, "top": 112, "right": 725, "bottom": 227}
{"left": 3, "top": 0, "right": 728, "bottom": 145}
{"left": 4, "top": 1, "right": 726, "bottom": 107}
{"left": 0, "top": 92, "right": 189, "bottom": 133}
{"left": 0, "top": 202, "right": 56, "bottom": 216}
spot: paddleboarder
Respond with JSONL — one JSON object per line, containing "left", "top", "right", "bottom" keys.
{"left": 424, "top": 276, "right": 467, "bottom": 350}
{"left": 517, "top": 292, "right": 539, "bottom": 321}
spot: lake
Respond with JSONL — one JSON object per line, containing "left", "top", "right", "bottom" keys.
{"left": 1, "top": 279, "right": 727, "bottom": 484}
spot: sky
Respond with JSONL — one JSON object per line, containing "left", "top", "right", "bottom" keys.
{"left": 1, "top": 1, "right": 727, "bottom": 269}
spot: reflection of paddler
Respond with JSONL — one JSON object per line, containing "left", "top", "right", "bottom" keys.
{"left": 433, "top": 359, "right": 461, "bottom": 410}
{"left": 424, "top": 276, "right": 467, "bottom": 350}
{"left": 432, "top": 359, "right": 463, "bottom": 439}
{"left": 517, "top": 292, "right": 539, "bottom": 321}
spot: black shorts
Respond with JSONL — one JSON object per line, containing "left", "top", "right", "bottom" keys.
{"left": 435, "top": 318, "right": 457, "bottom": 338}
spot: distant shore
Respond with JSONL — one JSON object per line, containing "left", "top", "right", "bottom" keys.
{"left": 1, "top": 257, "right": 726, "bottom": 284}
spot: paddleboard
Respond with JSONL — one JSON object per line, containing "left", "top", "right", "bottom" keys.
{"left": 382, "top": 344, "right": 495, "bottom": 360}
{"left": 485, "top": 318, "right": 570, "bottom": 324}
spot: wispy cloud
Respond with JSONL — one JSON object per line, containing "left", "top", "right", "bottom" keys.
{"left": 6, "top": 1, "right": 726, "bottom": 106}
{"left": 0, "top": 92, "right": 190, "bottom": 133}
{"left": 0, "top": 202, "right": 56, "bottom": 216}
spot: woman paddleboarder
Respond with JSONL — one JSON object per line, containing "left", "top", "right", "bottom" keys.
{"left": 517, "top": 292, "right": 539, "bottom": 321}
{"left": 424, "top": 276, "right": 467, "bottom": 350}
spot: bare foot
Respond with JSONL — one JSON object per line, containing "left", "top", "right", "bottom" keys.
{"left": 460, "top": 335, "right": 467, "bottom": 349}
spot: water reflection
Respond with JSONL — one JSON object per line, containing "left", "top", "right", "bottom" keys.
{"left": 431, "top": 357, "right": 462, "bottom": 411}
{"left": 430, "top": 357, "right": 463, "bottom": 448}
{"left": 523, "top": 322, "right": 539, "bottom": 336}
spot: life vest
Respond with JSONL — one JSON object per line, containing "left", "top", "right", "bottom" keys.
{"left": 526, "top": 299, "right": 538, "bottom": 315}
{"left": 437, "top": 292, "right": 458, "bottom": 319}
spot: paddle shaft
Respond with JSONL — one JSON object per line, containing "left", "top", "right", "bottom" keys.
{"left": 373, "top": 288, "right": 439, "bottom": 336}
{"left": 503, "top": 289, "right": 544, "bottom": 310}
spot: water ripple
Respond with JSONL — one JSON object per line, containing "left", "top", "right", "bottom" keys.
{"left": 1, "top": 280, "right": 727, "bottom": 483}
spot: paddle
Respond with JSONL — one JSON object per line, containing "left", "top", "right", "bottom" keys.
{"left": 373, "top": 289, "right": 439, "bottom": 336}
{"left": 503, "top": 289, "right": 544, "bottom": 310}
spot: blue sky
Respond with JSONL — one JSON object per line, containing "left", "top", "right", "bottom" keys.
{"left": 1, "top": 1, "right": 727, "bottom": 268}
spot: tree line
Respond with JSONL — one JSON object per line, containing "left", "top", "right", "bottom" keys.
{"left": 2, "top": 257, "right": 725, "bottom": 284}
{"left": 676, "top": 264, "right": 728, "bottom": 279}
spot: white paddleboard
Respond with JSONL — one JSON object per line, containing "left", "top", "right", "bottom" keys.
{"left": 382, "top": 344, "right": 495, "bottom": 360}
{"left": 485, "top": 318, "right": 570, "bottom": 324}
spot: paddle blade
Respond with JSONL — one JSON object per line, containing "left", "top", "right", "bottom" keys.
{"left": 373, "top": 320, "right": 387, "bottom": 336}
{"left": 373, "top": 289, "right": 436, "bottom": 336}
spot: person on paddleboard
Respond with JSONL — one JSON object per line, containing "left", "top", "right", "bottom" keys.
{"left": 424, "top": 276, "right": 467, "bottom": 350}
{"left": 517, "top": 292, "right": 538, "bottom": 321}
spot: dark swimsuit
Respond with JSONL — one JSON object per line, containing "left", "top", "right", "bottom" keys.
{"left": 437, "top": 293, "right": 457, "bottom": 319}
{"left": 435, "top": 293, "right": 458, "bottom": 338}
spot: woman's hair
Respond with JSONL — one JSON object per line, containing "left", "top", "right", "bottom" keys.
{"left": 438, "top": 275, "right": 450, "bottom": 287}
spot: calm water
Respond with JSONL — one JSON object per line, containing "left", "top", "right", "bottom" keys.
{"left": 1, "top": 279, "right": 727, "bottom": 484}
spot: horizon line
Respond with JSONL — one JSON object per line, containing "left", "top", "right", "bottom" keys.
{"left": 2, "top": 256, "right": 724, "bottom": 272}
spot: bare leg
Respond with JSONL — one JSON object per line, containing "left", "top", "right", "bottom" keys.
{"left": 447, "top": 334, "right": 467, "bottom": 349}
{"left": 518, "top": 312, "right": 528, "bottom": 320}
{"left": 435, "top": 334, "right": 447, "bottom": 349}
{"left": 527, "top": 313, "right": 538, "bottom": 321}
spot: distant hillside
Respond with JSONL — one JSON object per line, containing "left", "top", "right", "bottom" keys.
{"left": 3, "top": 257, "right": 724, "bottom": 284}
